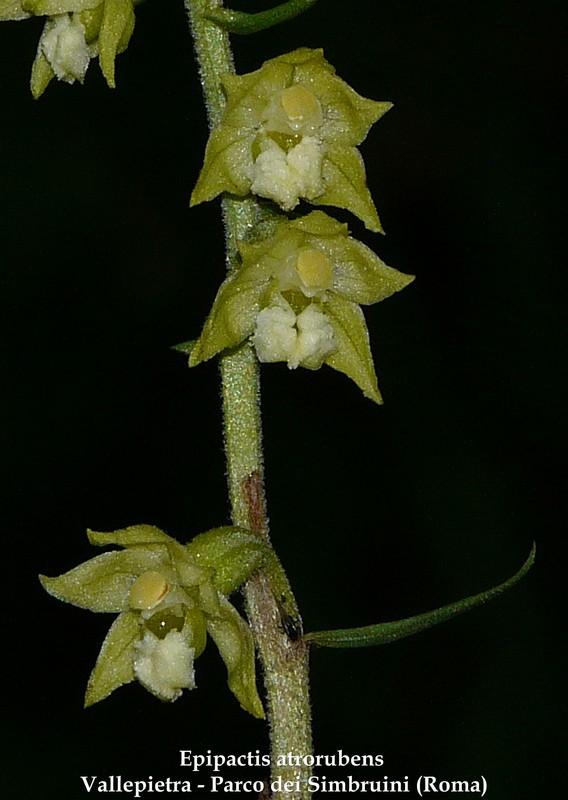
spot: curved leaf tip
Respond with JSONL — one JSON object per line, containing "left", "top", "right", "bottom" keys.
{"left": 305, "top": 543, "right": 535, "bottom": 648}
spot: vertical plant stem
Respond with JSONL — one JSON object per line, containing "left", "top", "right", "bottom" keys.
{"left": 185, "top": 2, "right": 313, "bottom": 796}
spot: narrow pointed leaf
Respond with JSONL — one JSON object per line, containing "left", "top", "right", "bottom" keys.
{"left": 305, "top": 544, "right": 535, "bottom": 648}
{"left": 205, "top": 0, "right": 319, "bottom": 35}
{"left": 84, "top": 611, "right": 139, "bottom": 706}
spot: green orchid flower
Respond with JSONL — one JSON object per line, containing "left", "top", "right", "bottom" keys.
{"left": 40, "top": 524, "right": 266, "bottom": 717}
{"left": 188, "top": 211, "right": 414, "bottom": 403}
{"left": 0, "top": 0, "right": 136, "bottom": 98}
{"left": 191, "top": 48, "right": 392, "bottom": 232}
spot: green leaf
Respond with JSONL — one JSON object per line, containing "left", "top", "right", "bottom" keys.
{"left": 205, "top": 0, "right": 319, "bottom": 36}
{"left": 305, "top": 544, "right": 536, "bottom": 648}
{"left": 186, "top": 526, "right": 268, "bottom": 595}
{"left": 40, "top": 549, "right": 165, "bottom": 612}
{"left": 206, "top": 596, "right": 265, "bottom": 719}
{"left": 316, "top": 145, "right": 383, "bottom": 233}
{"left": 323, "top": 294, "right": 382, "bottom": 403}
{"left": 84, "top": 610, "right": 139, "bottom": 706}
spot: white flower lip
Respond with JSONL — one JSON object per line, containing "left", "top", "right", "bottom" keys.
{"left": 40, "top": 14, "right": 92, "bottom": 84}
{"left": 253, "top": 300, "right": 337, "bottom": 370}
{"left": 134, "top": 630, "right": 196, "bottom": 703}
{"left": 249, "top": 136, "right": 324, "bottom": 211}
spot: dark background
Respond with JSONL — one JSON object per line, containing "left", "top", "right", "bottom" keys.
{"left": 1, "top": 1, "right": 564, "bottom": 797}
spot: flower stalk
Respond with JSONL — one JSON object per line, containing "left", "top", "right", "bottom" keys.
{"left": 185, "top": 1, "right": 313, "bottom": 796}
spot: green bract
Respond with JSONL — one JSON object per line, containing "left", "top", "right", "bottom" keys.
{"left": 40, "top": 524, "right": 266, "bottom": 717}
{"left": 0, "top": 0, "right": 135, "bottom": 97}
{"left": 191, "top": 48, "right": 392, "bottom": 232}
{"left": 189, "top": 211, "right": 414, "bottom": 403}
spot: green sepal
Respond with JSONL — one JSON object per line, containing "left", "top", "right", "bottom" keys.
{"left": 21, "top": 0, "right": 98, "bottom": 13}
{"left": 186, "top": 526, "right": 268, "bottom": 595}
{"left": 39, "top": 548, "right": 166, "bottom": 612}
{"left": 305, "top": 544, "right": 536, "bottom": 648}
{"left": 323, "top": 294, "right": 382, "bottom": 404}
{"left": 88, "top": 524, "right": 177, "bottom": 548}
{"left": 0, "top": 0, "right": 30, "bottom": 19}
{"left": 84, "top": 610, "right": 139, "bottom": 706}
{"left": 206, "top": 596, "right": 265, "bottom": 719}
{"left": 189, "top": 271, "right": 271, "bottom": 366}
{"left": 284, "top": 211, "right": 414, "bottom": 303}
{"left": 88, "top": 524, "right": 213, "bottom": 587}
{"left": 30, "top": 49, "right": 55, "bottom": 100}
{"left": 317, "top": 145, "right": 383, "bottom": 233}
{"left": 190, "top": 127, "right": 254, "bottom": 207}
{"left": 98, "top": 0, "right": 135, "bottom": 88}
{"left": 171, "top": 339, "right": 197, "bottom": 357}
{"left": 205, "top": 0, "right": 319, "bottom": 36}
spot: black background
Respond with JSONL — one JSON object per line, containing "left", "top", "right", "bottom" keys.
{"left": 1, "top": 1, "right": 565, "bottom": 797}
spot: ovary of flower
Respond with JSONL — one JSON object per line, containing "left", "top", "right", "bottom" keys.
{"left": 39, "top": 14, "right": 93, "bottom": 84}
{"left": 253, "top": 301, "right": 336, "bottom": 370}
{"left": 134, "top": 630, "right": 196, "bottom": 702}
{"left": 250, "top": 136, "right": 324, "bottom": 211}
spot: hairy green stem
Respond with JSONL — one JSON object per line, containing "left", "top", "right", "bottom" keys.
{"left": 185, "top": 2, "right": 313, "bottom": 797}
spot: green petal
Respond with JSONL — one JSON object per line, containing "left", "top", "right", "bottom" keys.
{"left": 221, "top": 60, "right": 291, "bottom": 129}
{"left": 39, "top": 549, "right": 165, "bottom": 612}
{"left": 30, "top": 48, "right": 55, "bottom": 100}
{"left": 323, "top": 294, "right": 382, "bottom": 403}
{"left": 88, "top": 524, "right": 177, "bottom": 549}
{"left": 0, "top": 0, "right": 30, "bottom": 19}
{"left": 291, "top": 49, "right": 392, "bottom": 146}
{"left": 291, "top": 210, "right": 348, "bottom": 238}
{"left": 189, "top": 271, "right": 271, "bottom": 366}
{"left": 328, "top": 237, "right": 414, "bottom": 305}
{"left": 206, "top": 596, "right": 265, "bottom": 719}
{"left": 186, "top": 526, "right": 268, "bottom": 595}
{"left": 22, "top": 0, "right": 99, "bottom": 13}
{"left": 316, "top": 145, "right": 383, "bottom": 232}
{"left": 98, "top": 0, "right": 134, "bottom": 88}
{"left": 84, "top": 611, "right": 139, "bottom": 706}
{"left": 190, "top": 127, "right": 254, "bottom": 206}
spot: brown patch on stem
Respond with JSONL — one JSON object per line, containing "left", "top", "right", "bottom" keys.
{"left": 243, "top": 470, "right": 268, "bottom": 537}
